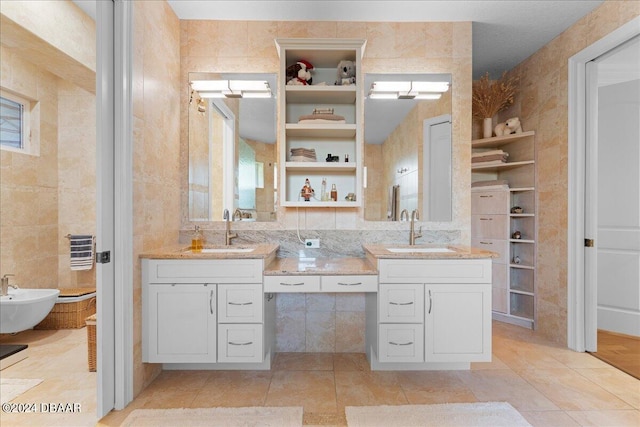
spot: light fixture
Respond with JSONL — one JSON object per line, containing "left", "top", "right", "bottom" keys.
{"left": 368, "top": 81, "right": 449, "bottom": 100}
{"left": 190, "top": 80, "right": 272, "bottom": 99}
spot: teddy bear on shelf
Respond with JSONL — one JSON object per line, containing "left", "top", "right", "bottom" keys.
{"left": 335, "top": 60, "right": 356, "bottom": 85}
{"left": 494, "top": 117, "right": 523, "bottom": 137}
{"left": 286, "top": 60, "right": 314, "bottom": 85}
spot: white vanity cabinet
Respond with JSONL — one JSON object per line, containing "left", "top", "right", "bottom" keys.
{"left": 367, "top": 258, "right": 492, "bottom": 370}
{"left": 142, "top": 259, "right": 273, "bottom": 367}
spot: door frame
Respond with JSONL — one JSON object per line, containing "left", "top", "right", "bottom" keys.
{"left": 96, "top": 0, "right": 134, "bottom": 417}
{"left": 567, "top": 15, "right": 640, "bottom": 352}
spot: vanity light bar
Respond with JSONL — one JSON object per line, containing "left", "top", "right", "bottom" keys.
{"left": 368, "top": 81, "right": 449, "bottom": 100}
{"left": 191, "top": 80, "right": 272, "bottom": 99}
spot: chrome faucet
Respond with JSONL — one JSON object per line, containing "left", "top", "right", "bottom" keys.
{"left": 400, "top": 209, "right": 409, "bottom": 221}
{"left": 409, "top": 209, "right": 423, "bottom": 245}
{"left": 1, "top": 274, "right": 15, "bottom": 296}
{"left": 223, "top": 209, "right": 238, "bottom": 245}
{"left": 233, "top": 208, "right": 243, "bottom": 221}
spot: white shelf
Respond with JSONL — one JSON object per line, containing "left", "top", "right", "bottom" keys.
{"left": 285, "top": 123, "right": 356, "bottom": 138}
{"left": 510, "top": 187, "right": 535, "bottom": 192}
{"left": 282, "top": 200, "right": 360, "bottom": 208}
{"left": 472, "top": 160, "right": 534, "bottom": 171}
{"left": 510, "top": 239, "right": 535, "bottom": 244}
{"left": 471, "top": 130, "right": 535, "bottom": 148}
{"left": 285, "top": 162, "right": 357, "bottom": 172}
{"left": 510, "top": 264, "right": 535, "bottom": 270}
{"left": 285, "top": 85, "right": 356, "bottom": 104}
{"left": 510, "top": 213, "right": 535, "bottom": 218}
{"left": 509, "top": 289, "right": 535, "bottom": 297}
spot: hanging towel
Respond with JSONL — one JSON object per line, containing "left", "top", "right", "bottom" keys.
{"left": 69, "top": 235, "right": 94, "bottom": 271}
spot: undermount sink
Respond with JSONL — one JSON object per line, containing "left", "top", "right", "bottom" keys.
{"left": 386, "top": 247, "right": 454, "bottom": 253}
{"left": 200, "top": 247, "right": 255, "bottom": 253}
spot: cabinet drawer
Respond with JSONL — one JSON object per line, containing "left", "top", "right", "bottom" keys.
{"left": 471, "top": 214, "right": 508, "bottom": 239}
{"left": 321, "top": 275, "right": 377, "bottom": 292}
{"left": 379, "top": 259, "right": 492, "bottom": 284}
{"left": 218, "top": 324, "right": 263, "bottom": 363}
{"left": 471, "top": 238, "right": 507, "bottom": 264}
{"left": 378, "top": 324, "right": 424, "bottom": 363}
{"left": 471, "top": 190, "right": 508, "bottom": 214}
{"left": 379, "top": 284, "right": 424, "bottom": 323}
{"left": 217, "top": 284, "right": 263, "bottom": 323}
{"left": 263, "top": 275, "right": 321, "bottom": 292}
{"left": 146, "top": 259, "right": 262, "bottom": 283}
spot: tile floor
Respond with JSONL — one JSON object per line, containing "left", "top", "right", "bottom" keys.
{"left": 1, "top": 322, "right": 639, "bottom": 426}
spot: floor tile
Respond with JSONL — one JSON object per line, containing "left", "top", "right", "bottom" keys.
{"left": 520, "top": 410, "right": 581, "bottom": 427}
{"left": 565, "top": 409, "right": 640, "bottom": 426}
{"left": 574, "top": 368, "right": 640, "bottom": 409}
{"left": 272, "top": 352, "right": 334, "bottom": 371}
{"left": 335, "top": 370, "right": 407, "bottom": 412}
{"left": 265, "top": 370, "right": 337, "bottom": 413}
{"left": 190, "top": 371, "right": 272, "bottom": 407}
{"left": 332, "top": 353, "right": 370, "bottom": 371}
{"left": 397, "top": 370, "right": 477, "bottom": 404}
{"left": 517, "top": 368, "right": 633, "bottom": 411}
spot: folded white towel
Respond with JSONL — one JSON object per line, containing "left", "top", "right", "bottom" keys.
{"left": 69, "top": 234, "right": 94, "bottom": 271}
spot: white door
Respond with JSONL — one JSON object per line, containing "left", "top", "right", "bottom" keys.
{"left": 585, "top": 35, "right": 640, "bottom": 350}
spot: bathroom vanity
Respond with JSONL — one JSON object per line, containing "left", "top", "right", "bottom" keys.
{"left": 140, "top": 243, "right": 496, "bottom": 371}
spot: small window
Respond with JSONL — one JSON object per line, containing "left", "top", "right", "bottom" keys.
{"left": 0, "top": 90, "right": 31, "bottom": 153}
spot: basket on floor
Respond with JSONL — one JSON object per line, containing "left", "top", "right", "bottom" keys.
{"left": 35, "top": 287, "right": 96, "bottom": 329}
{"left": 86, "top": 313, "right": 97, "bottom": 372}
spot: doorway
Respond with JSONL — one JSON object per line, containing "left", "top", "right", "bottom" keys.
{"left": 585, "top": 35, "right": 640, "bottom": 378}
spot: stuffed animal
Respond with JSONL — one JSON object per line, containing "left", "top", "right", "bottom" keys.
{"left": 286, "top": 60, "right": 314, "bottom": 85}
{"left": 494, "top": 117, "right": 523, "bottom": 137}
{"left": 335, "top": 60, "right": 356, "bottom": 85}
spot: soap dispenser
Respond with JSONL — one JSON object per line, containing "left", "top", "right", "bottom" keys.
{"left": 191, "top": 225, "right": 204, "bottom": 252}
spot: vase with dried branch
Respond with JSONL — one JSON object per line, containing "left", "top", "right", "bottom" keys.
{"left": 473, "top": 71, "right": 519, "bottom": 138}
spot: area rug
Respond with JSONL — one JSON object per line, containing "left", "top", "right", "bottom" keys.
{"left": 121, "top": 406, "right": 303, "bottom": 427}
{"left": 346, "top": 402, "right": 531, "bottom": 427}
{"left": 0, "top": 378, "right": 43, "bottom": 403}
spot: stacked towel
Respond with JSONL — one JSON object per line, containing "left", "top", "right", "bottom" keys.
{"left": 69, "top": 235, "right": 94, "bottom": 271}
{"left": 472, "top": 149, "right": 509, "bottom": 165}
{"left": 471, "top": 179, "right": 509, "bottom": 190}
{"left": 298, "top": 108, "right": 346, "bottom": 124}
{"left": 290, "top": 148, "right": 317, "bottom": 162}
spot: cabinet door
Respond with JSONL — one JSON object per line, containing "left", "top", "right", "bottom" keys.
{"left": 147, "top": 284, "right": 216, "bottom": 363}
{"left": 217, "top": 284, "right": 263, "bottom": 323}
{"left": 378, "top": 284, "right": 424, "bottom": 323}
{"left": 218, "top": 324, "right": 263, "bottom": 363}
{"left": 425, "top": 284, "right": 491, "bottom": 362}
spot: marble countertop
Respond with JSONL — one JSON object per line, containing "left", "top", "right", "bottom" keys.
{"left": 363, "top": 244, "right": 498, "bottom": 259}
{"left": 264, "top": 257, "right": 378, "bottom": 276}
{"left": 139, "top": 244, "right": 280, "bottom": 260}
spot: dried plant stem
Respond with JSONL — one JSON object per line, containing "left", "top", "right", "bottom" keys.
{"left": 472, "top": 71, "right": 519, "bottom": 119}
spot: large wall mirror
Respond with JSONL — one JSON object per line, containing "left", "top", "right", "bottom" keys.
{"left": 188, "top": 72, "right": 277, "bottom": 222}
{"left": 364, "top": 73, "right": 452, "bottom": 222}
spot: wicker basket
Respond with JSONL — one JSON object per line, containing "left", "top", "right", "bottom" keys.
{"left": 86, "top": 314, "right": 96, "bottom": 372}
{"left": 35, "top": 288, "right": 96, "bottom": 329}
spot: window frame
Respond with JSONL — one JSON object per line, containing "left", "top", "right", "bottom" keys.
{"left": 0, "top": 89, "right": 32, "bottom": 154}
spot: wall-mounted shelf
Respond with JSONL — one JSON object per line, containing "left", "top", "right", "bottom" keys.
{"left": 277, "top": 38, "right": 366, "bottom": 208}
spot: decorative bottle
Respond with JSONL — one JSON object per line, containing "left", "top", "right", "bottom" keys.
{"left": 330, "top": 184, "right": 338, "bottom": 201}
{"left": 321, "top": 178, "right": 327, "bottom": 201}
{"left": 191, "top": 225, "right": 203, "bottom": 252}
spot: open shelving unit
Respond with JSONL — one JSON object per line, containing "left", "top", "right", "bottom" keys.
{"left": 276, "top": 38, "right": 366, "bottom": 208}
{"left": 471, "top": 131, "right": 537, "bottom": 329}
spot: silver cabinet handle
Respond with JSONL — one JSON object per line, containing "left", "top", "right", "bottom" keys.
{"left": 479, "top": 217, "right": 493, "bottom": 221}
{"left": 337, "top": 282, "right": 362, "bottom": 286}
{"left": 228, "top": 301, "right": 253, "bottom": 306}
{"left": 209, "top": 289, "right": 214, "bottom": 314}
{"left": 428, "top": 289, "right": 432, "bottom": 314}
{"left": 479, "top": 241, "right": 493, "bottom": 245}
{"left": 279, "top": 282, "right": 304, "bottom": 286}
{"left": 479, "top": 195, "right": 493, "bottom": 198}
{"left": 228, "top": 341, "right": 253, "bottom": 346}
{"left": 389, "top": 301, "right": 413, "bottom": 306}
{"left": 389, "top": 341, "right": 413, "bottom": 346}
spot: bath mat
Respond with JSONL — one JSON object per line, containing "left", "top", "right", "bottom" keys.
{"left": 121, "top": 406, "right": 303, "bottom": 426}
{"left": 0, "top": 378, "right": 43, "bottom": 403}
{"left": 346, "top": 402, "right": 531, "bottom": 426}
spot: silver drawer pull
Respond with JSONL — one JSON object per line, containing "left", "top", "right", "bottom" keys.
{"left": 389, "top": 341, "right": 413, "bottom": 346}
{"left": 337, "top": 282, "right": 362, "bottom": 286}
{"left": 280, "top": 282, "right": 304, "bottom": 286}
{"left": 480, "top": 217, "right": 493, "bottom": 221}
{"left": 479, "top": 241, "right": 493, "bottom": 245}
{"left": 389, "top": 301, "right": 413, "bottom": 306}
{"left": 228, "top": 341, "right": 253, "bottom": 346}
{"left": 228, "top": 302, "right": 253, "bottom": 306}
{"left": 479, "top": 195, "right": 493, "bottom": 198}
